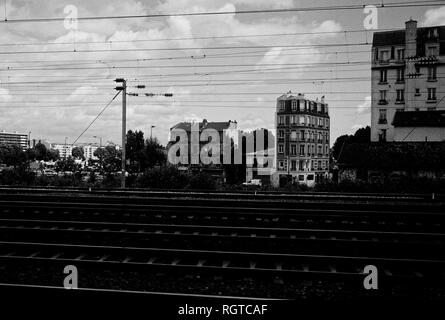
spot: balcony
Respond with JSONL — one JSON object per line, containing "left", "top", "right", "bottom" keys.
{"left": 395, "top": 99, "right": 405, "bottom": 104}
{"left": 378, "top": 100, "right": 388, "bottom": 105}
{"left": 378, "top": 118, "right": 387, "bottom": 124}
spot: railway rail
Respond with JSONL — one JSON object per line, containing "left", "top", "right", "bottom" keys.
{"left": 0, "top": 189, "right": 443, "bottom": 298}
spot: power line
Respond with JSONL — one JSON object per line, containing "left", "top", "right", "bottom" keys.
{"left": 0, "top": 28, "right": 403, "bottom": 48}
{"left": 70, "top": 91, "right": 121, "bottom": 146}
{"left": 0, "top": 42, "right": 373, "bottom": 55}
{"left": 0, "top": 1, "right": 442, "bottom": 23}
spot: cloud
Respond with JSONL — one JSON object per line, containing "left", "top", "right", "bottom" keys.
{"left": 356, "top": 96, "right": 371, "bottom": 115}
{"left": 423, "top": 6, "right": 445, "bottom": 26}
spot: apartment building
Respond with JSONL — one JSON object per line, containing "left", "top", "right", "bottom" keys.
{"left": 371, "top": 19, "right": 445, "bottom": 142}
{"left": 0, "top": 131, "right": 29, "bottom": 150}
{"left": 275, "top": 92, "right": 330, "bottom": 186}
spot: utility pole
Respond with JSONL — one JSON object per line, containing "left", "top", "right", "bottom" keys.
{"left": 115, "top": 78, "right": 127, "bottom": 189}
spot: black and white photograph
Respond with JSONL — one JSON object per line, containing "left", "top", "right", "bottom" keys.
{"left": 0, "top": 0, "right": 444, "bottom": 317}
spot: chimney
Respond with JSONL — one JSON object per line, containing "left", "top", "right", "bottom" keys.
{"left": 405, "top": 18, "right": 417, "bottom": 58}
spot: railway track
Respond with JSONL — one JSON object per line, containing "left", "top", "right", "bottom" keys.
{"left": 0, "top": 189, "right": 444, "bottom": 299}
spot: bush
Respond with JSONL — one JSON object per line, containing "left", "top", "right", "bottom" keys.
{"left": 186, "top": 172, "right": 216, "bottom": 190}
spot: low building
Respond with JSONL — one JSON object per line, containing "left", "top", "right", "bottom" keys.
{"left": 0, "top": 131, "right": 28, "bottom": 149}
{"left": 392, "top": 110, "right": 445, "bottom": 141}
{"left": 168, "top": 119, "right": 238, "bottom": 180}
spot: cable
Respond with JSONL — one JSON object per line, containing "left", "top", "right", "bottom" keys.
{"left": 0, "top": 1, "right": 442, "bottom": 23}
{"left": 70, "top": 91, "right": 121, "bottom": 146}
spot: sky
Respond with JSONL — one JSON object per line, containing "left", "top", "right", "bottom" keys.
{"left": 0, "top": 0, "right": 444, "bottom": 146}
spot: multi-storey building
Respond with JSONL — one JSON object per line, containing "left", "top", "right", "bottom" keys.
{"left": 275, "top": 92, "right": 330, "bottom": 186}
{"left": 51, "top": 143, "right": 73, "bottom": 159}
{"left": 0, "top": 131, "right": 28, "bottom": 150}
{"left": 371, "top": 19, "right": 445, "bottom": 142}
{"left": 82, "top": 144, "right": 99, "bottom": 161}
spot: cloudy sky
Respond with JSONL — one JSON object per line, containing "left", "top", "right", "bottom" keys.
{"left": 0, "top": 0, "right": 444, "bottom": 146}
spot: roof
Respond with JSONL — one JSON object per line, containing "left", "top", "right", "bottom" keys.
{"left": 392, "top": 110, "right": 445, "bottom": 127}
{"left": 373, "top": 25, "right": 445, "bottom": 55}
{"left": 170, "top": 120, "right": 236, "bottom": 132}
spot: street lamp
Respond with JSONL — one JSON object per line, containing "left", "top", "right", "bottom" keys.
{"left": 64, "top": 137, "right": 68, "bottom": 159}
{"left": 93, "top": 135, "right": 102, "bottom": 147}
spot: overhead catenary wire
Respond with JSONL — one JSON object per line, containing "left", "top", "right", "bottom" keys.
{"left": 70, "top": 91, "right": 121, "bottom": 146}
{"left": 0, "top": 0, "right": 442, "bottom": 23}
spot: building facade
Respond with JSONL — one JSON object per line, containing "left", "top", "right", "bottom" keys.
{"left": 371, "top": 19, "right": 445, "bottom": 142}
{"left": 82, "top": 144, "right": 99, "bottom": 161}
{"left": 51, "top": 144, "right": 73, "bottom": 159}
{"left": 0, "top": 131, "right": 28, "bottom": 149}
{"left": 275, "top": 92, "right": 330, "bottom": 186}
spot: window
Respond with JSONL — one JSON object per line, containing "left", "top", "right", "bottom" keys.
{"left": 379, "top": 90, "right": 387, "bottom": 104}
{"left": 291, "top": 144, "right": 296, "bottom": 155}
{"left": 415, "top": 88, "right": 421, "bottom": 96}
{"left": 278, "top": 116, "right": 284, "bottom": 125}
{"left": 299, "top": 144, "right": 305, "bottom": 156}
{"left": 291, "top": 160, "right": 297, "bottom": 171}
{"left": 278, "top": 144, "right": 284, "bottom": 153}
{"left": 300, "top": 130, "right": 305, "bottom": 140}
{"left": 279, "top": 130, "right": 284, "bottom": 138}
{"left": 318, "top": 145, "right": 322, "bottom": 155}
{"left": 298, "top": 174, "right": 304, "bottom": 181}
{"left": 299, "top": 160, "right": 304, "bottom": 171}
{"left": 397, "top": 69, "right": 404, "bottom": 82}
{"left": 290, "top": 131, "right": 297, "bottom": 141}
{"left": 307, "top": 174, "right": 314, "bottom": 181}
{"left": 325, "top": 145, "right": 329, "bottom": 155}
{"left": 428, "top": 66, "right": 437, "bottom": 81}
{"left": 397, "top": 49, "right": 405, "bottom": 61}
{"left": 379, "top": 109, "right": 387, "bottom": 124}
{"left": 279, "top": 161, "right": 284, "bottom": 169}
{"left": 378, "top": 129, "right": 387, "bottom": 142}
{"left": 292, "top": 100, "right": 297, "bottom": 111}
{"left": 380, "top": 69, "right": 387, "bottom": 83}
{"left": 426, "top": 45, "right": 438, "bottom": 57}
{"left": 379, "top": 50, "right": 389, "bottom": 62}
{"left": 428, "top": 88, "right": 437, "bottom": 101}
{"left": 299, "top": 116, "right": 305, "bottom": 125}
{"left": 396, "top": 89, "right": 405, "bottom": 102}
{"left": 279, "top": 101, "right": 285, "bottom": 111}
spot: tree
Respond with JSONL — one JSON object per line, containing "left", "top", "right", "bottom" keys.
{"left": 72, "top": 146, "right": 85, "bottom": 160}
{"left": 126, "top": 130, "right": 145, "bottom": 172}
{"left": 0, "top": 145, "right": 27, "bottom": 167}
{"left": 141, "top": 137, "right": 166, "bottom": 170}
{"left": 332, "top": 126, "right": 371, "bottom": 161}
{"left": 94, "top": 146, "right": 121, "bottom": 173}
{"left": 55, "top": 156, "right": 79, "bottom": 173}
{"left": 47, "top": 149, "right": 60, "bottom": 161}
{"left": 34, "top": 143, "right": 48, "bottom": 161}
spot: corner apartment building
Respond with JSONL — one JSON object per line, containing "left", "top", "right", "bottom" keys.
{"left": 371, "top": 19, "right": 445, "bottom": 142}
{"left": 275, "top": 92, "right": 330, "bottom": 186}
{"left": 0, "top": 131, "right": 29, "bottom": 150}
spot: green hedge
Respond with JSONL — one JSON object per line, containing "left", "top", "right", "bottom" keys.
{"left": 339, "top": 142, "right": 445, "bottom": 170}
